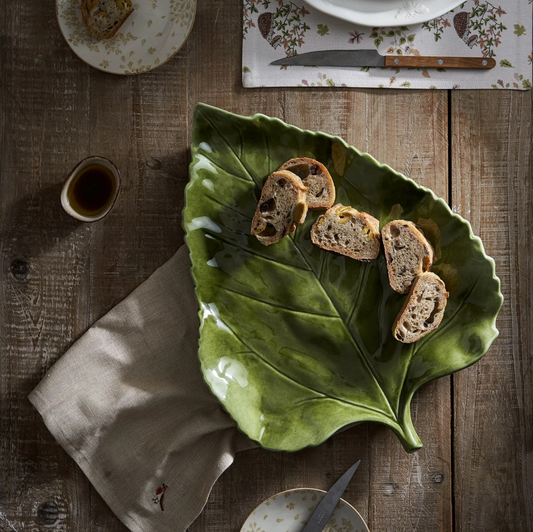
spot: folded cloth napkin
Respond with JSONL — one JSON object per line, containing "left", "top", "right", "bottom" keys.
{"left": 242, "top": 0, "right": 532, "bottom": 89}
{"left": 29, "top": 245, "right": 255, "bottom": 532}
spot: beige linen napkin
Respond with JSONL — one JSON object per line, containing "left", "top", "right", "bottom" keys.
{"left": 29, "top": 245, "right": 255, "bottom": 532}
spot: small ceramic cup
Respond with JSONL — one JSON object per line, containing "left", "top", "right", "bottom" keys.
{"left": 61, "top": 156, "right": 121, "bottom": 222}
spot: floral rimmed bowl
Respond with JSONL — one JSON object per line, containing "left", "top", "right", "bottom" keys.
{"left": 56, "top": 0, "right": 196, "bottom": 74}
{"left": 240, "top": 488, "right": 369, "bottom": 532}
{"left": 302, "top": 0, "right": 463, "bottom": 27}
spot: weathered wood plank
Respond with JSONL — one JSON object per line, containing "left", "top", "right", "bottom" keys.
{"left": 86, "top": 47, "right": 191, "bottom": 532}
{"left": 451, "top": 90, "right": 533, "bottom": 532}
{"left": 88, "top": 63, "right": 190, "bottom": 312}
{"left": 0, "top": 1, "right": 94, "bottom": 531}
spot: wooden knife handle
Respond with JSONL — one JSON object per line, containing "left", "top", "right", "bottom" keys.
{"left": 384, "top": 56, "right": 496, "bottom": 69}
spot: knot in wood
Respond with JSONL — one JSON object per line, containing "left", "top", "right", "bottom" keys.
{"left": 10, "top": 258, "right": 28, "bottom": 281}
{"left": 38, "top": 501, "right": 59, "bottom": 524}
{"left": 384, "top": 483, "right": 395, "bottom": 496}
{"left": 146, "top": 157, "right": 162, "bottom": 170}
{"left": 432, "top": 473, "right": 444, "bottom": 484}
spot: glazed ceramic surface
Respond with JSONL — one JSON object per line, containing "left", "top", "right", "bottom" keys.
{"left": 240, "top": 488, "right": 368, "bottom": 532}
{"left": 303, "top": 0, "right": 463, "bottom": 27}
{"left": 56, "top": 0, "right": 195, "bottom": 74}
{"left": 184, "top": 103, "right": 502, "bottom": 452}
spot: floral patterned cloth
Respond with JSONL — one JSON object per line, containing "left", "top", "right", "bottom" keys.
{"left": 242, "top": 0, "right": 532, "bottom": 89}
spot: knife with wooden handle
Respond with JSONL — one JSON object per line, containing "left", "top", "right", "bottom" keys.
{"left": 302, "top": 460, "right": 361, "bottom": 532}
{"left": 270, "top": 50, "right": 496, "bottom": 69}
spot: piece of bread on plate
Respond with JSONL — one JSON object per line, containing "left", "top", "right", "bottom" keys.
{"left": 392, "top": 271, "right": 448, "bottom": 343}
{"left": 310, "top": 204, "right": 381, "bottom": 261}
{"left": 82, "top": 0, "right": 134, "bottom": 40}
{"left": 251, "top": 170, "right": 308, "bottom": 246}
{"left": 382, "top": 220, "right": 435, "bottom": 294}
{"left": 278, "top": 158, "right": 335, "bottom": 210}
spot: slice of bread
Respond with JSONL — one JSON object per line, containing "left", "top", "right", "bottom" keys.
{"left": 382, "top": 220, "right": 435, "bottom": 294}
{"left": 251, "top": 170, "right": 308, "bottom": 246}
{"left": 278, "top": 158, "right": 335, "bottom": 210}
{"left": 310, "top": 204, "right": 381, "bottom": 261}
{"left": 392, "top": 271, "right": 448, "bottom": 343}
{"left": 82, "top": 0, "right": 133, "bottom": 40}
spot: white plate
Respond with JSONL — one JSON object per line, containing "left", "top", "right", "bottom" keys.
{"left": 56, "top": 0, "right": 196, "bottom": 75}
{"left": 304, "top": 0, "right": 462, "bottom": 27}
{"left": 240, "top": 488, "right": 369, "bottom": 532}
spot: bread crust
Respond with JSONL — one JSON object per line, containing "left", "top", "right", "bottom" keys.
{"left": 382, "top": 220, "right": 435, "bottom": 294}
{"left": 310, "top": 203, "right": 381, "bottom": 261}
{"left": 251, "top": 170, "right": 308, "bottom": 246}
{"left": 278, "top": 158, "right": 335, "bottom": 210}
{"left": 392, "top": 271, "right": 448, "bottom": 343}
{"left": 81, "top": 0, "right": 134, "bottom": 40}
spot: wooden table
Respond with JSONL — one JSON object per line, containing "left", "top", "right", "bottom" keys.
{"left": 1, "top": 0, "right": 532, "bottom": 530}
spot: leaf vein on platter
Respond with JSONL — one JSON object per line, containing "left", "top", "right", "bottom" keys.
{"left": 207, "top": 196, "right": 253, "bottom": 220}
{"left": 194, "top": 155, "right": 255, "bottom": 186}
{"left": 263, "top": 131, "right": 272, "bottom": 176}
{"left": 290, "top": 396, "right": 393, "bottom": 421}
{"left": 340, "top": 178, "right": 381, "bottom": 211}
{"left": 290, "top": 237, "right": 396, "bottom": 417}
{"left": 221, "top": 287, "right": 339, "bottom": 318}
{"left": 208, "top": 232, "right": 312, "bottom": 271}
{"left": 237, "top": 126, "right": 264, "bottom": 189}
{"left": 199, "top": 109, "right": 261, "bottom": 188}
{"left": 346, "top": 262, "right": 371, "bottom": 327}
{"left": 291, "top": 395, "right": 393, "bottom": 418}
{"left": 221, "top": 318, "right": 394, "bottom": 418}
{"left": 317, "top": 246, "right": 327, "bottom": 282}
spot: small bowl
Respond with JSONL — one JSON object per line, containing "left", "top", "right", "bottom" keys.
{"left": 61, "top": 156, "right": 121, "bottom": 222}
{"left": 240, "top": 488, "right": 369, "bottom": 532}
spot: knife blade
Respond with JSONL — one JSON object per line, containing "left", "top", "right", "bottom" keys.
{"left": 270, "top": 50, "right": 496, "bottom": 69}
{"left": 302, "top": 460, "right": 361, "bottom": 532}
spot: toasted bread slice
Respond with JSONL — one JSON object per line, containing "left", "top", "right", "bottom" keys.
{"left": 382, "top": 220, "right": 435, "bottom": 294}
{"left": 278, "top": 158, "right": 335, "bottom": 210}
{"left": 82, "top": 0, "right": 133, "bottom": 40}
{"left": 393, "top": 272, "right": 448, "bottom": 343}
{"left": 310, "top": 204, "right": 381, "bottom": 261}
{"left": 251, "top": 170, "right": 308, "bottom": 246}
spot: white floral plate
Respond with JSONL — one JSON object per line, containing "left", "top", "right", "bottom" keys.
{"left": 303, "top": 0, "right": 462, "bottom": 27}
{"left": 56, "top": 0, "right": 196, "bottom": 74}
{"left": 240, "top": 488, "right": 369, "bottom": 532}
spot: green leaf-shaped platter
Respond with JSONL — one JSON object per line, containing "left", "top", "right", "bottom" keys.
{"left": 184, "top": 103, "right": 502, "bottom": 452}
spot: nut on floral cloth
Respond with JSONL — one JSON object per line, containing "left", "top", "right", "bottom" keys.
{"left": 242, "top": 0, "right": 532, "bottom": 89}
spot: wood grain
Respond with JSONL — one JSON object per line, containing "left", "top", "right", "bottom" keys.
{"left": 383, "top": 56, "right": 496, "bottom": 70}
{"left": 85, "top": 58, "right": 191, "bottom": 532}
{"left": 0, "top": 0, "right": 531, "bottom": 531}
{"left": 0, "top": 0, "right": 94, "bottom": 530}
{"left": 451, "top": 90, "right": 533, "bottom": 532}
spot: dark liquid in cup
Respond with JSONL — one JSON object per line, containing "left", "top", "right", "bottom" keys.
{"left": 68, "top": 164, "right": 117, "bottom": 216}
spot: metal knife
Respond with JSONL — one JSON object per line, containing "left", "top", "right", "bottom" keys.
{"left": 271, "top": 50, "right": 496, "bottom": 69}
{"left": 302, "top": 460, "right": 361, "bottom": 532}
